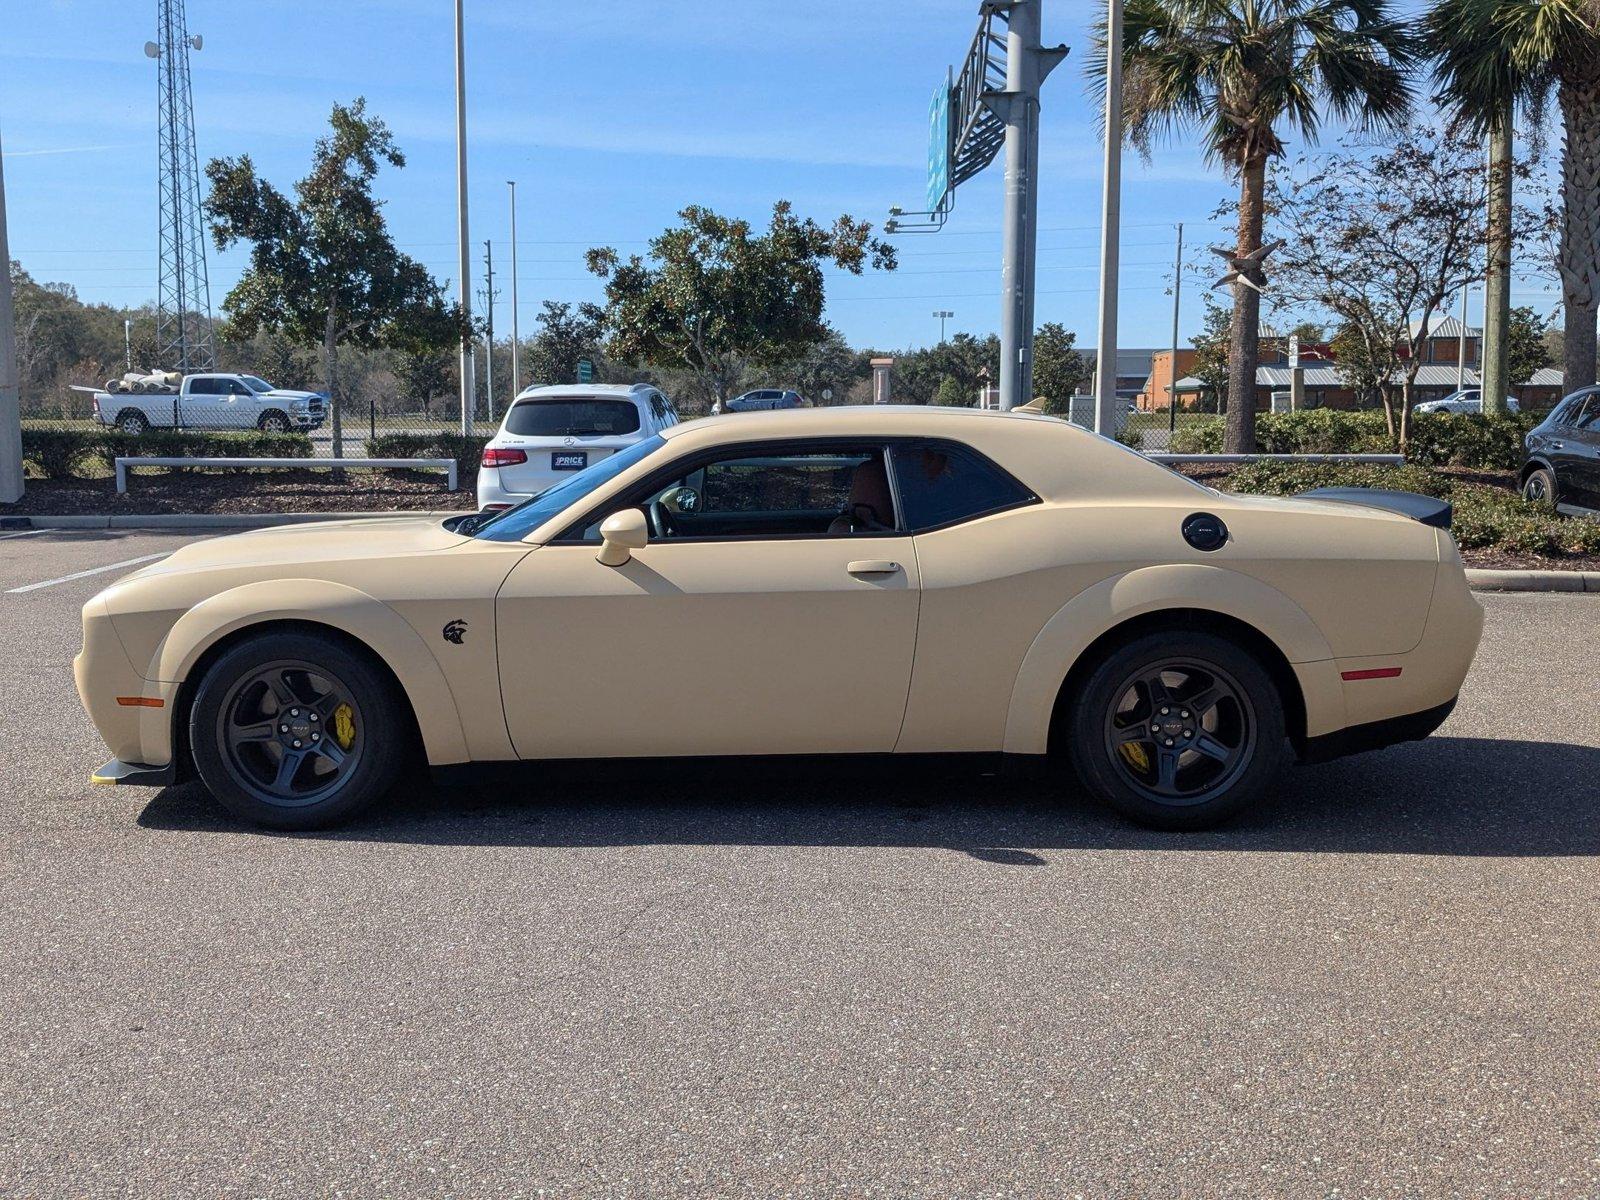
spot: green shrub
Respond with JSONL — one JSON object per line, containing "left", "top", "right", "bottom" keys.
{"left": 20, "top": 428, "right": 102, "bottom": 479}
{"left": 1406, "top": 411, "right": 1536, "bottom": 470}
{"left": 90, "top": 430, "right": 313, "bottom": 471}
{"left": 1169, "top": 416, "right": 1224, "bottom": 453}
{"left": 933, "top": 376, "right": 967, "bottom": 407}
{"left": 1227, "top": 459, "right": 1450, "bottom": 499}
{"left": 366, "top": 432, "right": 491, "bottom": 477}
{"left": 1256, "top": 409, "right": 1392, "bottom": 454}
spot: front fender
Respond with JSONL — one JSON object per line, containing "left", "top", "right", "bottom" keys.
{"left": 146, "top": 578, "right": 470, "bottom": 766}
{"left": 1002, "top": 563, "right": 1342, "bottom": 756}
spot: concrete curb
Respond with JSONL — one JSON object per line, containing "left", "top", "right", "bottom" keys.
{"left": 1465, "top": 568, "right": 1600, "bottom": 593}
{"left": 2, "top": 511, "right": 467, "bottom": 532}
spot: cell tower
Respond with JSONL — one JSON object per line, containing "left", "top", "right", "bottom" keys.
{"left": 144, "top": 0, "right": 216, "bottom": 372}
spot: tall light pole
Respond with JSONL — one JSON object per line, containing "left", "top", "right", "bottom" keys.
{"left": 481, "top": 239, "right": 495, "bottom": 421}
{"left": 0, "top": 119, "right": 21, "bottom": 504}
{"left": 454, "top": 0, "right": 475, "bottom": 434}
{"left": 124, "top": 319, "right": 134, "bottom": 371}
{"left": 1167, "top": 221, "right": 1183, "bottom": 436}
{"left": 996, "top": 0, "right": 1051, "bottom": 410}
{"left": 1094, "top": 0, "right": 1124, "bottom": 435}
{"left": 508, "top": 180, "right": 520, "bottom": 396}
{"left": 933, "top": 309, "right": 954, "bottom": 342}
{"left": 1481, "top": 113, "right": 1513, "bottom": 417}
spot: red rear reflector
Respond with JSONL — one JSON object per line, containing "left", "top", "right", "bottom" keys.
{"left": 481, "top": 448, "right": 528, "bottom": 468}
{"left": 116, "top": 696, "right": 165, "bottom": 708}
{"left": 1341, "top": 667, "right": 1403, "bottom": 681}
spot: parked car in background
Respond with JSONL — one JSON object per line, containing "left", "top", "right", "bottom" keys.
{"left": 85, "top": 373, "right": 326, "bottom": 434}
{"left": 1521, "top": 386, "right": 1600, "bottom": 512}
{"left": 716, "top": 389, "right": 808, "bottom": 413}
{"left": 1413, "top": 389, "right": 1520, "bottom": 416}
{"left": 477, "top": 383, "right": 679, "bottom": 511}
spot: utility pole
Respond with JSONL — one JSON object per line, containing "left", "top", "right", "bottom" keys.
{"left": 507, "top": 180, "right": 520, "bottom": 397}
{"left": 933, "top": 309, "right": 954, "bottom": 342}
{"left": 0, "top": 122, "right": 22, "bottom": 505}
{"left": 124, "top": 319, "right": 134, "bottom": 371}
{"left": 482, "top": 239, "right": 495, "bottom": 422}
{"left": 454, "top": 0, "right": 475, "bottom": 436}
{"left": 994, "top": 0, "right": 1065, "bottom": 410}
{"left": 1481, "top": 114, "right": 1512, "bottom": 417}
{"left": 1167, "top": 221, "right": 1183, "bottom": 436}
{"left": 1094, "top": 0, "right": 1124, "bottom": 435}
{"left": 1457, "top": 284, "right": 1468, "bottom": 393}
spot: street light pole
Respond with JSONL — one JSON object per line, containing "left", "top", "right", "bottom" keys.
{"left": 0, "top": 120, "right": 21, "bottom": 504}
{"left": 1168, "top": 221, "right": 1183, "bottom": 436}
{"left": 1094, "top": 0, "right": 1124, "bottom": 436}
{"left": 454, "top": 0, "right": 475, "bottom": 435}
{"left": 124, "top": 319, "right": 134, "bottom": 371}
{"left": 508, "top": 180, "right": 520, "bottom": 397}
{"left": 933, "top": 309, "right": 954, "bottom": 342}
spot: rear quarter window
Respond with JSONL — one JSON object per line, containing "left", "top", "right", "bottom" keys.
{"left": 890, "top": 443, "right": 1033, "bottom": 531}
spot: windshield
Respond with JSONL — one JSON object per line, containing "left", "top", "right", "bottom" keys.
{"left": 240, "top": 376, "right": 274, "bottom": 393}
{"left": 505, "top": 397, "right": 641, "bottom": 437}
{"left": 471, "top": 434, "right": 667, "bottom": 541}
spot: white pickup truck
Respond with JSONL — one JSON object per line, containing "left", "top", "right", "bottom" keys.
{"left": 86, "top": 373, "right": 327, "bottom": 435}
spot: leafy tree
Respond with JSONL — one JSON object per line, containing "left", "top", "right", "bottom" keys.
{"left": 1329, "top": 321, "right": 1396, "bottom": 409}
{"left": 885, "top": 333, "right": 999, "bottom": 406}
{"left": 1506, "top": 305, "right": 1555, "bottom": 390}
{"left": 768, "top": 326, "right": 868, "bottom": 404}
{"left": 585, "top": 202, "right": 895, "bottom": 408}
{"left": 1270, "top": 128, "right": 1502, "bottom": 446}
{"left": 1031, "top": 322, "right": 1088, "bottom": 404}
{"left": 9, "top": 262, "right": 89, "bottom": 392}
{"left": 1427, "top": 0, "right": 1600, "bottom": 392}
{"left": 204, "top": 98, "right": 465, "bottom": 457}
{"left": 1189, "top": 293, "right": 1232, "bottom": 413}
{"left": 1094, "top": 0, "right": 1417, "bottom": 452}
{"left": 392, "top": 347, "right": 453, "bottom": 413}
{"left": 934, "top": 375, "right": 968, "bottom": 407}
{"left": 525, "top": 300, "right": 606, "bottom": 387}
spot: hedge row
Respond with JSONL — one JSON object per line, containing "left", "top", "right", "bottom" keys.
{"left": 1226, "top": 460, "right": 1600, "bottom": 557}
{"left": 365, "top": 433, "right": 492, "bottom": 477}
{"left": 21, "top": 427, "right": 313, "bottom": 480}
{"left": 1164, "top": 410, "right": 1537, "bottom": 471}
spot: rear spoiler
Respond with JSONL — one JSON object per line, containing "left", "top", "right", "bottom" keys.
{"left": 1296, "top": 487, "right": 1453, "bottom": 530}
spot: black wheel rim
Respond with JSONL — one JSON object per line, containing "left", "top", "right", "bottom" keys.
{"left": 215, "top": 659, "right": 363, "bottom": 807}
{"left": 1102, "top": 658, "right": 1256, "bottom": 807}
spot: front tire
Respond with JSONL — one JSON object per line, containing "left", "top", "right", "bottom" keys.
{"left": 256, "top": 410, "right": 289, "bottom": 433}
{"left": 189, "top": 630, "right": 408, "bottom": 830}
{"left": 1062, "top": 630, "right": 1290, "bottom": 831}
{"left": 1522, "top": 465, "right": 1558, "bottom": 507}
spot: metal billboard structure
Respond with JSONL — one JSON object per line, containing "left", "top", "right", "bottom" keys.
{"left": 146, "top": 0, "right": 216, "bottom": 373}
{"left": 889, "top": 1, "right": 1066, "bottom": 411}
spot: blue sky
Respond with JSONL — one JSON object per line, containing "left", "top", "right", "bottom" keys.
{"left": 0, "top": 0, "right": 1564, "bottom": 353}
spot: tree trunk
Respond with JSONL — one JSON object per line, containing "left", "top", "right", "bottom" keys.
{"left": 1398, "top": 375, "right": 1413, "bottom": 454}
{"left": 1225, "top": 155, "right": 1267, "bottom": 454}
{"left": 1482, "top": 111, "right": 1514, "bottom": 415}
{"left": 1559, "top": 68, "right": 1600, "bottom": 392}
{"left": 324, "top": 302, "right": 343, "bottom": 464}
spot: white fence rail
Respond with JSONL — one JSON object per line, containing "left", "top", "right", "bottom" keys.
{"left": 115, "top": 456, "right": 458, "bottom": 494}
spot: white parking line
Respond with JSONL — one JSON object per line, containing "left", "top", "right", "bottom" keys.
{"left": 0, "top": 529, "right": 47, "bottom": 541}
{"left": 6, "top": 553, "right": 171, "bottom": 594}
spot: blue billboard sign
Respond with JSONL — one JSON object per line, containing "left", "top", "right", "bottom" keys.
{"left": 927, "top": 75, "right": 951, "bottom": 213}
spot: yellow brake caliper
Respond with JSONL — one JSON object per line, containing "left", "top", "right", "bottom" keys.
{"left": 1118, "top": 739, "right": 1150, "bottom": 774}
{"left": 331, "top": 703, "right": 357, "bottom": 751}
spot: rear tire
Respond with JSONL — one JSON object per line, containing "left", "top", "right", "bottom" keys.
{"left": 1062, "top": 630, "right": 1290, "bottom": 831}
{"left": 1522, "top": 466, "right": 1558, "bottom": 507}
{"left": 116, "top": 410, "right": 149, "bottom": 435}
{"left": 189, "top": 630, "right": 408, "bottom": 830}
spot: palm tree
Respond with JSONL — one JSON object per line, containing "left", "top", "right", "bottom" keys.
{"left": 1092, "top": 0, "right": 1417, "bottom": 452}
{"left": 1428, "top": 0, "right": 1600, "bottom": 394}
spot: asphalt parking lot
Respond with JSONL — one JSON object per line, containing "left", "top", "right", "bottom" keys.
{"left": 2, "top": 528, "right": 1598, "bottom": 1198}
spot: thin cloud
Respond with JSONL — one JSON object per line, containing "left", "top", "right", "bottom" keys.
{"left": 4, "top": 144, "right": 120, "bottom": 158}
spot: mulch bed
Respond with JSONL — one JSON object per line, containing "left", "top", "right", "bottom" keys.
{"left": 0, "top": 470, "right": 476, "bottom": 517}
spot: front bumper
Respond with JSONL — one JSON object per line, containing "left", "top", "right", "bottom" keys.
{"left": 91, "top": 758, "right": 177, "bottom": 787}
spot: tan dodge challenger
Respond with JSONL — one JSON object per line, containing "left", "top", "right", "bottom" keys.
{"left": 76, "top": 407, "right": 1484, "bottom": 831}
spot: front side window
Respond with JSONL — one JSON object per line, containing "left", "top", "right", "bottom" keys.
{"left": 505, "top": 398, "right": 642, "bottom": 437}
{"left": 889, "top": 443, "right": 1033, "bottom": 532}
{"left": 574, "top": 446, "right": 896, "bottom": 542}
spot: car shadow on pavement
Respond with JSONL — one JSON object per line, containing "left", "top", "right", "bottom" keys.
{"left": 136, "top": 736, "right": 1600, "bottom": 861}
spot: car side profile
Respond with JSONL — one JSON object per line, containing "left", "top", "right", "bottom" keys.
{"left": 78, "top": 407, "right": 1483, "bottom": 832}
{"left": 1521, "top": 386, "right": 1600, "bottom": 513}
{"left": 1413, "top": 389, "right": 1520, "bottom": 416}
{"left": 716, "top": 388, "right": 808, "bottom": 413}
{"left": 476, "top": 382, "right": 679, "bottom": 511}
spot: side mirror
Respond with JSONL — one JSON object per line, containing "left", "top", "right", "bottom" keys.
{"left": 596, "top": 507, "right": 649, "bottom": 566}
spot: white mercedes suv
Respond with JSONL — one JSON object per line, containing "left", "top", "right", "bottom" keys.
{"left": 476, "top": 383, "right": 680, "bottom": 511}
